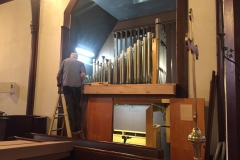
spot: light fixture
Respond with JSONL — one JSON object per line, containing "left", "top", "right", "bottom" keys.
{"left": 77, "top": 55, "right": 92, "bottom": 66}
{"left": 75, "top": 47, "right": 94, "bottom": 58}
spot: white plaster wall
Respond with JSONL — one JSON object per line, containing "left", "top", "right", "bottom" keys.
{"left": 34, "top": 0, "right": 69, "bottom": 129}
{"left": 188, "top": 0, "right": 217, "bottom": 105}
{"left": 0, "top": 0, "right": 31, "bottom": 115}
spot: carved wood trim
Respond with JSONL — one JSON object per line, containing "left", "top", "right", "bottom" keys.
{"left": 26, "top": 0, "right": 40, "bottom": 115}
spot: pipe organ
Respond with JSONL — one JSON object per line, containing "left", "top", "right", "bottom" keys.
{"left": 86, "top": 18, "right": 176, "bottom": 85}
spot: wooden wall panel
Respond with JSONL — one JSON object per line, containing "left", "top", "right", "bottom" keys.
{"left": 86, "top": 97, "right": 113, "bottom": 142}
{"left": 170, "top": 98, "right": 205, "bottom": 160}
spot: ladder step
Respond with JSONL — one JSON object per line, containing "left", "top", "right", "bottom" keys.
{"left": 54, "top": 115, "right": 67, "bottom": 119}
{"left": 48, "top": 94, "right": 71, "bottom": 137}
{"left": 55, "top": 113, "right": 66, "bottom": 116}
{"left": 51, "top": 128, "right": 63, "bottom": 132}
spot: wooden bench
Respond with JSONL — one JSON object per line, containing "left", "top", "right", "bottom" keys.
{"left": 9, "top": 136, "right": 160, "bottom": 160}
{"left": 0, "top": 115, "right": 47, "bottom": 140}
{"left": 26, "top": 133, "right": 164, "bottom": 159}
{"left": 73, "top": 146, "right": 160, "bottom": 160}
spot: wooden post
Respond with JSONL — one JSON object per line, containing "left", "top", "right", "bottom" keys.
{"left": 26, "top": 0, "right": 40, "bottom": 115}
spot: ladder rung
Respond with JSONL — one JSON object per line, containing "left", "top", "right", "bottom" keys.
{"left": 48, "top": 95, "right": 71, "bottom": 137}
{"left": 55, "top": 113, "right": 66, "bottom": 116}
{"left": 51, "top": 128, "right": 63, "bottom": 132}
{"left": 54, "top": 115, "right": 66, "bottom": 119}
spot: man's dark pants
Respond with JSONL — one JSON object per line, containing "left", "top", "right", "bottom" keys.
{"left": 63, "top": 86, "right": 82, "bottom": 132}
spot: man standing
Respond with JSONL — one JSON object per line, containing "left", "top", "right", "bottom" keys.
{"left": 57, "top": 52, "right": 86, "bottom": 139}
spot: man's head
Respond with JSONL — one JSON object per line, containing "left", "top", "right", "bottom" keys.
{"left": 70, "top": 52, "right": 78, "bottom": 59}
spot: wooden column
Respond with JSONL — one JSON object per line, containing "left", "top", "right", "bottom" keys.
{"left": 216, "top": 0, "right": 226, "bottom": 143}
{"left": 176, "top": 0, "right": 189, "bottom": 98}
{"left": 26, "top": 0, "right": 40, "bottom": 115}
{"left": 61, "top": 0, "right": 78, "bottom": 62}
{"left": 60, "top": 26, "right": 70, "bottom": 62}
{"left": 224, "top": 0, "right": 240, "bottom": 159}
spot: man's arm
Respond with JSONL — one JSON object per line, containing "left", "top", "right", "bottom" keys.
{"left": 80, "top": 63, "right": 86, "bottom": 81}
{"left": 57, "top": 61, "right": 64, "bottom": 87}
{"left": 57, "top": 73, "right": 62, "bottom": 87}
{"left": 81, "top": 72, "right": 86, "bottom": 81}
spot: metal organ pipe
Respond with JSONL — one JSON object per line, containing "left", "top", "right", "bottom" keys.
{"left": 147, "top": 32, "right": 152, "bottom": 83}
{"left": 96, "top": 61, "right": 99, "bottom": 82}
{"left": 87, "top": 19, "right": 176, "bottom": 85}
{"left": 142, "top": 37, "right": 147, "bottom": 83}
{"left": 93, "top": 59, "right": 96, "bottom": 82}
{"left": 136, "top": 39, "right": 141, "bottom": 84}
{"left": 133, "top": 43, "right": 137, "bottom": 83}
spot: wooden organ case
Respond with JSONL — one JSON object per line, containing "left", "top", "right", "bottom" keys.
{"left": 81, "top": 18, "right": 177, "bottom": 145}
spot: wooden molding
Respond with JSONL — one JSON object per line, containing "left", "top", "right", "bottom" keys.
{"left": 83, "top": 84, "right": 176, "bottom": 95}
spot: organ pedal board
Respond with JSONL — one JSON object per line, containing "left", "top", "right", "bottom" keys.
{"left": 48, "top": 89, "right": 72, "bottom": 137}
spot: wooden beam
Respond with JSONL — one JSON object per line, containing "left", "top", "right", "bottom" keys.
{"left": 216, "top": 0, "right": 226, "bottom": 143}
{"left": 26, "top": 0, "right": 40, "bottom": 115}
{"left": 176, "top": 0, "right": 188, "bottom": 98}
{"left": 61, "top": 0, "right": 79, "bottom": 61}
{"left": 0, "top": 0, "right": 13, "bottom": 5}
{"left": 224, "top": 0, "right": 240, "bottom": 159}
{"left": 114, "top": 98, "right": 170, "bottom": 105}
{"left": 83, "top": 84, "right": 176, "bottom": 95}
{"left": 63, "top": 0, "right": 78, "bottom": 28}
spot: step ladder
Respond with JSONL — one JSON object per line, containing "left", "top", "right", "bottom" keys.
{"left": 48, "top": 90, "right": 72, "bottom": 137}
